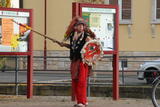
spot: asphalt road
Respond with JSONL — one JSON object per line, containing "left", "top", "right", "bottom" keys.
{"left": 0, "top": 71, "right": 146, "bottom": 85}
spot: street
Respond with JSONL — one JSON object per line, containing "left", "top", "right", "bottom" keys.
{"left": 0, "top": 71, "right": 146, "bottom": 85}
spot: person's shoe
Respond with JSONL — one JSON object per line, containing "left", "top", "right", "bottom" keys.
{"left": 73, "top": 104, "right": 78, "bottom": 107}
{"left": 76, "top": 103, "right": 86, "bottom": 107}
{"left": 85, "top": 102, "right": 88, "bottom": 106}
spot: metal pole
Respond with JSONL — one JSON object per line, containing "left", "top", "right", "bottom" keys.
{"left": 112, "top": 6, "right": 119, "bottom": 100}
{"left": 27, "top": 9, "right": 33, "bottom": 98}
{"left": 113, "top": 54, "right": 119, "bottom": 100}
{"left": 121, "top": 60, "right": 125, "bottom": 85}
{"left": 27, "top": 55, "right": 33, "bottom": 98}
{"left": 15, "top": 56, "right": 19, "bottom": 95}
{"left": 44, "top": 0, "right": 47, "bottom": 70}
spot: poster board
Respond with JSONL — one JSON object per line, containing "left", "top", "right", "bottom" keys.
{"left": 81, "top": 7, "right": 116, "bottom": 51}
{"left": 0, "top": 8, "right": 33, "bottom": 99}
{"left": 0, "top": 9, "right": 31, "bottom": 52}
{"left": 73, "top": 3, "right": 119, "bottom": 100}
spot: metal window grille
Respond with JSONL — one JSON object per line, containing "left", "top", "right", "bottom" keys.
{"left": 122, "top": 0, "right": 131, "bottom": 20}
{"left": 109, "top": 0, "right": 132, "bottom": 24}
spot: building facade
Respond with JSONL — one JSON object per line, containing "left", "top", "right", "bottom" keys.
{"left": 0, "top": 0, "right": 159, "bottom": 70}
{"left": 22, "top": 0, "right": 160, "bottom": 56}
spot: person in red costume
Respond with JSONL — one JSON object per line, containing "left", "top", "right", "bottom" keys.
{"left": 60, "top": 16, "right": 95, "bottom": 107}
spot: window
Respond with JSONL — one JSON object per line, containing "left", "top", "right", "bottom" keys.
{"left": 118, "top": 0, "right": 132, "bottom": 24}
{"left": 152, "top": 0, "right": 160, "bottom": 23}
{"left": 156, "top": 0, "right": 160, "bottom": 19}
{"left": 106, "top": 0, "right": 132, "bottom": 24}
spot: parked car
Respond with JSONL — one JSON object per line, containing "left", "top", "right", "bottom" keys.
{"left": 137, "top": 60, "right": 160, "bottom": 84}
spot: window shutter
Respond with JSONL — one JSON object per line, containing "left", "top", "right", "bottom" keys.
{"left": 157, "top": 0, "right": 160, "bottom": 19}
{"left": 122, "top": 0, "right": 131, "bottom": 19}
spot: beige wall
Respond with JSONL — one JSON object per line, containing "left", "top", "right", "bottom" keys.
{"left": 23, "top": 0, "right": 160, "bottom": 52}
{"left": 46, "top": 0, "right": 74, "bottom": 50}
{"left": 23, "top": 0, "right": 45, "bottom": 50}
{"left": 119, "top": 0, "right": 160, "bottom": 51}
{"left": 23, "top": 0, "right": 74, "bottom": 51}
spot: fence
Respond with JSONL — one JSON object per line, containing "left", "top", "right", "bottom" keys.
{"left": 0, "top": 55, "right": 160, "bottom": 96}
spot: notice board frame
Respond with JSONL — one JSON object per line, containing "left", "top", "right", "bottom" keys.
{"left": 72, "top": 3, "right": 119, "bottom": 100}
{"left": 0, "top": 7, "right": 33, "bottom": 99}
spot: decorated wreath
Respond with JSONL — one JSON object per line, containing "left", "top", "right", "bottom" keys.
{"left": 81, "top": 39, "right": 103, "bottom": 66}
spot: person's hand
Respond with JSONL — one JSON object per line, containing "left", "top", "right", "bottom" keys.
{"left": 57, "top": 42, "right": 70, "bottom": 48}
{"left": 86, "top": 36, "right": 92, "bottom": 42}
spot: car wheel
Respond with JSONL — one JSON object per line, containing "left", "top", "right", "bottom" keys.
{"left": 145, "top": 69, "right": 159, "bottom": 84}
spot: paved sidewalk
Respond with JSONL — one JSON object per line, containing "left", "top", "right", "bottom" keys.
{"left": 0, "top": 96, "right": 154, "bottom": 107}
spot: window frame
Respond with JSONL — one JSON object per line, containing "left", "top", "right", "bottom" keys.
{"left": 151, "top": 0, "right": 160, "bottom": 24}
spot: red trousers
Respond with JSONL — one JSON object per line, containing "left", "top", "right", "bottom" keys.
{"left": 71, "top": 61, "right": 88, "bottom": 104}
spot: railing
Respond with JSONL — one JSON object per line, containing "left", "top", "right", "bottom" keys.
{"left": 0, "top": 55, "right": 160, "bottom": 96}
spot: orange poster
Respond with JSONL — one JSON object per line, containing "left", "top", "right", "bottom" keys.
{"left": 2, "top": 18, "right": 14, "bottom": 45}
